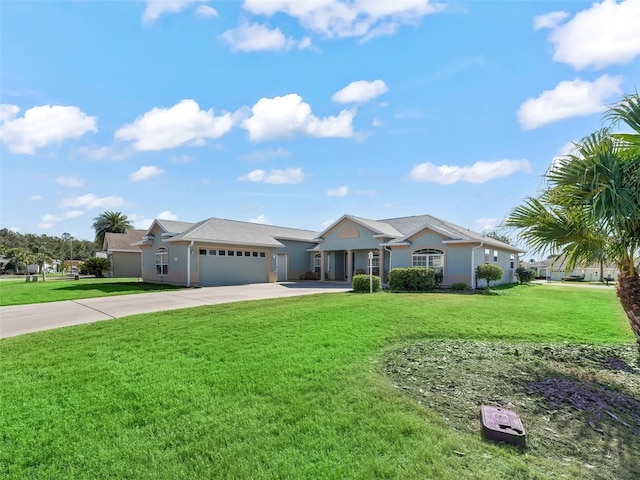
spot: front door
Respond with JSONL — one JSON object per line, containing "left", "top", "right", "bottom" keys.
{"left": 277, "top": 254, "right": 287, "bottom": 282}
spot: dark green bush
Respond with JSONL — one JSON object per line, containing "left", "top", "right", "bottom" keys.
{"left": 84, "top": 257, "right": 111, "bottom": 277}
{"left": 450, "top": 282, "right": 468, "bottom": 291}
{"left": 352, "top": 274, "right": 381, "bottom": 293}
{"left": 515, "top": 267, "right": 535, "bottom": 284}
{"left": 388, "top": 267, "right": 435, "bottom": 291}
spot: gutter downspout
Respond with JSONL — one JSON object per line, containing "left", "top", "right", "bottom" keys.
{"left": 471, "top": 242, "right": 484, "bottom": 290}
{"left": 187, "top": 240, "right": 194, "bottom": 287}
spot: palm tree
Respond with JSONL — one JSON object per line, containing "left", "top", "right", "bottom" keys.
{"left": 92, "top": 211, "right": 132, "bottom": 247}
{"left": 507, "top": 92, "right": 640, "bottom": 349}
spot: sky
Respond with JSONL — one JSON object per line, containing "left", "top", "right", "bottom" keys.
{"left": 1, "top": 0, "right": 639, "bottom": 251}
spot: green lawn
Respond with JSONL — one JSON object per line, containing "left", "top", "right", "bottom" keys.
{"left": 0, "top": 277, "right": 184, "bottom": 306}
{"left": 1, "top": 285, "right": 635, "bottom": 479}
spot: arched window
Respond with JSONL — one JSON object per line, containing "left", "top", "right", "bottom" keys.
{"left": 155, "top": 247, "right": 168, "bottom": 275}
{"left": 314, "top": 253, "right": 321, "bottom": 273}
{"left": 412, "top": 248, "right": 444, "bottom": 272}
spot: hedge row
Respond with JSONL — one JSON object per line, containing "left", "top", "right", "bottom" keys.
{"left": 352, "top": 274, "right": 382, "bottom": 293}
{"left": 388, "top": 267, "right": 435, "bottom": 291}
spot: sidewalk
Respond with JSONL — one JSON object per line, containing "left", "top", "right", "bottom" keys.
{"left": 0, "top": 282, "right": 352, "bottom": 339}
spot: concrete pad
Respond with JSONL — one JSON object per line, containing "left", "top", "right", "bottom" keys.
{"left": 0, "top": 282, "right": 352, "bottom": 339}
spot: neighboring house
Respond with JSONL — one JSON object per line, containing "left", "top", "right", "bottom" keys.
{"left": 102, "top": 229, "right": 146, "bottom": 278}
{"left": 524, "top": 256, "right": 620, "bottom": 281}
{"left": 137, "top": 214, "right": 523, "bottom": 288}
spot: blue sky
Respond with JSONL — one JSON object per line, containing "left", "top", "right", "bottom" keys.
{"left": 1, "top": 0, "right": 639, "bottom": 251}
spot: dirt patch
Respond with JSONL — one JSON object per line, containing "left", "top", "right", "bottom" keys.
{"left": 382, "top": 341, "right": 640, "bottom": 480}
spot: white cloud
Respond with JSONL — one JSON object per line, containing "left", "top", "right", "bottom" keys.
{"left": 128, "top": 213, "right": 154, "bottom": 230}
{"left": 326, "top": 186, "right": 348, "bottom": 196}
{"left": 238, "top": 167, "right": 305, "bottom": 184}
{"left": 242, "top": 0, "right": 441, "bottom": 40}
{"left": 31, "top": 195, "right": 43, "bottom": 201}
{"left": 241, "top": 147, "right": 290, "bottom": 162}
{"left": 195, "top": 5, "right": 218, "bottom": 17}
{"left": 533, "top": 11, "right": 568, "bottom": 30}
{"left": 372, "top": 118, "right": 383, "bottom": 127}
{"left": 56, "top": 175, "right": 84, "bottom": 187}
{"left": 143, "top": 0, "right": 208, "bottom": 22}
{"left": 475, "top": 217, "right": 498, "bottom": 232}
{"left": 171, "top": 154, "right": 193, "bottom": 163}
{"left": 332, "top": 79, "right": 388, "bottom": 104}
{"left": 129, "top": 165, "right": 165, "bottom": 182}
{"left": 517, "top": 75, "right": 622, "bottom": 130}
{"left": 40, "top": 210, "right": 85, "bottom": 227}
{"left": 248, "top": 214, "right": 271, "bottom": 224}
{"left": 157, "top": 210, "right": 179, "bottom": 220}
{"left": 538, "top": 0, "right": 640, "bottom": 69}
{"left": 38, "top": 223, "right": 54, "bottom": 229}
{"left": 0, "top": 104, "right": 97, "bottom": 154}
{"left": 76, "top": 145, "right": 132, "bottom": 161}
{"left": 60, "top": 193, "right": 125, "bottom": 209}
{"left": 115, "top": 99, "right": 234, "bottom": 151}
{"left": 409, "top": 159, "right": 532, "bottom": 184}
{"left": 242, "top": 94, "right": 354, "bottom": 141}
{"left": 222, "top": 23, "right": 295, "bottom": 52}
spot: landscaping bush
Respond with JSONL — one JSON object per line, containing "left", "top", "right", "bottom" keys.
{"left": 388, "top": 267, "right": 435, "bottom": 292}
{"left": 352, "top": 274, "right": 381, "bottom": 293}
{"left": 515, "top": 267, "right": 535, "bottom": 284}
{"left": 84, "top": 257, "right": 111, "bottom": 278}
{"left": 475, "top": 264, "right": 503, "bottom": 289}
{"left": 450, "top": 282, "right": 468, "bottom": 291}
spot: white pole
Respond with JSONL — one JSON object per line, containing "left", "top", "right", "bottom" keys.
{"left": 368, "top": 251, "right": 373, "bottom": 293}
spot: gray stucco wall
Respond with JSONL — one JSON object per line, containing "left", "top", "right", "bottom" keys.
{"left": 319, "top": 220, "right": 381, "bottom": 251}
{"left": 276, "top": 240, "right": 315, "bottom": 280}
{"left": 110, "top": 252, "right": 141, "bottom": 278}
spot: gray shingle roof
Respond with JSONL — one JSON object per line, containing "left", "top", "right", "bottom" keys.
{"left": 166, "top": 217, "right": 318, "bottom": 248}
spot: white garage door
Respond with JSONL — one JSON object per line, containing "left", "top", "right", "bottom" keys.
{"left": 199, "top": 248, "right": 268, "bottom": 286}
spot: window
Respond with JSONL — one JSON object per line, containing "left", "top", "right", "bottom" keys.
{"left": 244, "top": 251, "right": 251, "bottom": 257}
{"left": 209, "top": 249, "right": 217, "bottom": 255}
{"left": 510, "top": 254, "right": 515, "bottom": 269}
{"left": 259, "top": 252, "right": 266, "bottom": 258}
{"left": 228, "top": 251, "right": 235, "bottom": 256}
{"left": 314, "top": 253, "right": 321, "bottom": 272}
{"left": 368, "top": 252, "right": 380, "bottom": 275}
{"left": 155, "top": 248, "right": 168, "bottom": 275}
{"left": 219, "top": 250, "right": 226, "bottom": 256}
{"left": 493, "top": 250, "right": 498, "bottom": 262}
{"left": 412, "top": 249, "right": 444, "bottom": 273}
{"left": 237, "top": 251, "right": 243, "bottom": 257}
{"left": 199, "top": 249, "right": 207, "bottom": 255}
{"left": 484, "top": 249, "right": 490, "bottom": 264}
{"left": 253, "top": 251, "right": 258, "bottom": 257}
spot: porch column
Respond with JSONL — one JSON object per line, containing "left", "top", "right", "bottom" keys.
{"left": 379, "top": 248, "right": 384, "bottom": 280}
{"left": 320, "top": 251, "right": 326, "bottom": 282}
{"left": 347, "top": 249, "right": 353, "bottom": 283}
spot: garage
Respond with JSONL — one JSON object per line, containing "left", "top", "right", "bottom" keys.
{"left": 198, "top": 248, "right": 269, "bottom": 286}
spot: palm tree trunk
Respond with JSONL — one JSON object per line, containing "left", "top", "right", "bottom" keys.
{"left": 616, "top": 271, "right": 640, "bottom": 352}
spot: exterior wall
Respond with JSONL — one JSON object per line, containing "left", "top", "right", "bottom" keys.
{"left": 472, "top": 246, "right": 518, "bottom": 288}
{"left": 276, "top": 240, "right": 315, "bottom": 281}
{"left": 140, "top": 232, "right": 190, "bottom": 286}
{"left": 319, "top": 220, "right": 381, "bottom": 251}
{"left": 109, "top": 252, "right": 141, "bottom": 278}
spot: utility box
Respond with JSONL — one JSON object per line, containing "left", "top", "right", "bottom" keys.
{"left": 480, "top": 405, "right": 526, "bottom": 447}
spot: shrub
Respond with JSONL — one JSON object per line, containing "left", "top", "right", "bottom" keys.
{"left": 84, "top": 257, "right": 111, "bottom": 278}
{"left": 301, "top": 271, "right": 320, "bottom": 280}
{"left": 475, "top": 264, "right": 503, "bottom": 289}
{"left": 352, "top": 274, "right": 381, "bottom": 293}
{"left": 450, "top": 282, "right": 468, "bottom": 291}
{"left": 388, "top": 267, "right": 435, "bottom": 292}
{"left": 515, "top": 267, "right": 535, "bottom": 284}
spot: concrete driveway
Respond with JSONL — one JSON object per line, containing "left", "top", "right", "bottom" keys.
{"left": 0, "top": 282, "right": 352, "bottom": 339}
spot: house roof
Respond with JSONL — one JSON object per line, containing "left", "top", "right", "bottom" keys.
{"left": 157, "top": 217, "right": 318, "bottom": 248}
{"left": 316, "top": 213, "right": 524, "bottom": 253}
{"left": 103, "top": 229, "right": 146, "bottom": 252}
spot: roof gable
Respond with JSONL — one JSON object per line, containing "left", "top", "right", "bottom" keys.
{"left": 103, "top": 229, "right": 146, "bottom": 252}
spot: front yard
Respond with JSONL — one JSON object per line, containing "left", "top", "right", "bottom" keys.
{"left": 1, "top": 285, "right": 637, "bottom": 479}
{"left": 0, "top": 277, "right": 184, "bottom": 306}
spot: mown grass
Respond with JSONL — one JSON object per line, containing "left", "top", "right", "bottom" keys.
{"left": 0, "top": 284, "right": 634, "bottom": 479}
{"left": 0, "top": 277, "right": 184, "bottom": 306}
